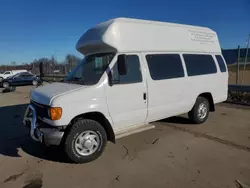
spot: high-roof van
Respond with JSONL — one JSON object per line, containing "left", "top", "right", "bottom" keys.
{"left": 23, "top": 18, "right": 228, "bottom": 163}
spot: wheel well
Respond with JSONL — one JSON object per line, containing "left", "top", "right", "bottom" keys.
{"left": 69, "top": 112, "right": 115, "bottom": 143}
{"left": 198, "top": 93, "right": 215, "bottom": 111}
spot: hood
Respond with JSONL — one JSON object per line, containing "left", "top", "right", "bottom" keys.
{"left": 5, "top": 75, "right": 14, "bottom": 79}
{"left": 31, "top": 82, "right": 83, "bottom": 106}
{"left": 0, "top": 74, "right": 12, "bottom": 79}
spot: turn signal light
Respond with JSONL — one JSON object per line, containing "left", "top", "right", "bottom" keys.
{"left": 49, "top": 107, "right": 62, "bottom": 120}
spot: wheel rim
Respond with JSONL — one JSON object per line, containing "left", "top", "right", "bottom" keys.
{"left": 3, "top": 82, "right": 9, "bottom": 88}
{"left": 198, "top": 103, "right": 208, "bottom": 120}
{"left": 74, "top": 130, "right": 100, "bottom": 156}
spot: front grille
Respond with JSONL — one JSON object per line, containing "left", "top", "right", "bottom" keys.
{"left": 31, "top": 101, "right": 50, "bottom": 119}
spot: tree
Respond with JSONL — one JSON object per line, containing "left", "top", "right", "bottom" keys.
{"left": 65, "top": 54, "right": 81, "bottom": 71}
{"left": 11, "top": 61, "right": 16, "bottom": 65}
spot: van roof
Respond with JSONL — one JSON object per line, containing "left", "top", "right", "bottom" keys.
{"left": 76, "top": 17, "right": 221, "bottom": 55}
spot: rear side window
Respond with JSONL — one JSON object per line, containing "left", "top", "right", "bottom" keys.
{"left": 215, "top": 55, "right": 227, "bottom": 72}
{"left": 19, "top": 72, "right": 33, "bottom": 77}
{"left": 146, "top": 54, "right": 184, "bottom": 80}
{"left": 183, "top": 54, "right": 217, "bottom": 76}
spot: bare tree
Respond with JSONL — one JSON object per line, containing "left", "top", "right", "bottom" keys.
{"left": 66, "top": 54, "right": 81, "bottom": 72}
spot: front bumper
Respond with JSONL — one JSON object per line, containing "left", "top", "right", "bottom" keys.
{"left": 23, "top": 104, "right": 64, "bottom": 146}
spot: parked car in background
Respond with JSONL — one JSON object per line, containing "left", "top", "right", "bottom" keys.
{"left": 0, "top": 72, "right": 40, "bottom": 88}
{"left": 0, "top": 70, "right": 27, "bottom": 82}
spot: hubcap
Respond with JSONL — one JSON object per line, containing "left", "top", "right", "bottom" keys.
{"left": 198, "top": 103, "right": 207, "bottom": 120}
{"left": 75, "top": 131, "right": 100, "bottom": 156}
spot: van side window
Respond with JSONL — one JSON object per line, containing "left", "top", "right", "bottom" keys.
{"left": 146, "top": 54, "right": 184, "bottom": 80}
{"left": 215, "top": 55, "right": 227, "bottom": 72}
{"left": 4, "top": 71, "right": 10, "bottom": 75}
{"left": 183, "top": 54, "right": 217, "bottom": 76}
{"left": 112, "top": 55, "right": 142, "bottom": 84}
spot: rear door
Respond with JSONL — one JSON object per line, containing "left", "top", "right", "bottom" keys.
{"left": 24, "top": 73, "right": 35, "bottom": 85}
{"left": 105, "top": 54, "right": 147, "bottom": 130}
{"left": 214, "top": 55, "right": 228, "bottom": 102}
{"left": 20, "top": 72, "right": 34, "bottom": 85}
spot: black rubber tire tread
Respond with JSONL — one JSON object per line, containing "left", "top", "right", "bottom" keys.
{"left": 188, "top": 96, "right": 210, "bottom": 124}
{"left": 64, "top": 119, "right": 107, "bottom": 163}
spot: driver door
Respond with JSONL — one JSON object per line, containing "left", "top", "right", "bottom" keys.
{"left": 105, "top": 54, "right": 147, "bottom": 131}
{"left": 12, "top": 74, "right": 25, "bottom": 86}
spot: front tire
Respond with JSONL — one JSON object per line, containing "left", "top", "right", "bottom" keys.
{"left": 188, "top": 96, "right": 210, "bottom": 124}
{"left": 64, "top": 119, "right": 107, "bottom": 163}
{"left": 2, "top": 82, "right": 9, "bottom": 89}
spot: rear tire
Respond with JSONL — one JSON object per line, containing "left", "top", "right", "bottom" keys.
{"left": 64, "top": 119, "right": 107, "bottom": 163}
{"left": 188, "top": 96, "right": 210, "bottom": 124}
{"left": 32, "top": 80, "right": 38, "bottom": 86}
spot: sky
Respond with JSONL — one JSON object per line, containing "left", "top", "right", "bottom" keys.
{"left": 0, "top": 0, "right": 249, "bottom": 65}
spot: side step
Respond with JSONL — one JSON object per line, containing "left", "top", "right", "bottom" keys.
{"left": 115, "top": 124, "right": 155, "bottom": 139}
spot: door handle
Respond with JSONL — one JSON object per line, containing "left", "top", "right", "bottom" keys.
{"left": 143, "top": 93, "right": 146, "bottom": 100}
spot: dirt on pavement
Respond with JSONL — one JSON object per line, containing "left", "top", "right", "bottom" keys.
{"left": 0, "top": 86, "right": 250, "bottom": 188}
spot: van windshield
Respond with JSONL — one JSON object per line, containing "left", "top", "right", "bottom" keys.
{"left": 65, "top": 53, "right": 115, "bottom": 85}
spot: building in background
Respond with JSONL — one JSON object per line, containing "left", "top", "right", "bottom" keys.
{"left": 222, "top": 48, "right": 250, "bottom": 65}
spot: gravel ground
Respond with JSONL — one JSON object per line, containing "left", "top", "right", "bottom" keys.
{"left": 0, "top": 86, "right": 250, "bottom": 188}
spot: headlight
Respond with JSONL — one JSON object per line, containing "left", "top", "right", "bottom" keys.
{"left": 49, "top": 107, "right": 62, "bottom": 120}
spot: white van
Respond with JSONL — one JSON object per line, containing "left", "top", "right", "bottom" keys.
{"left": 0, "top": 70, "right": 27, "bottom": 82}
{"left": 23, "top": 18, "right": 228, "bottom": 163}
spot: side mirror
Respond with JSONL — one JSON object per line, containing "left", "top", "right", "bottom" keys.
{"left": 39, "top": 62, "right": 44, "bottom": 78}
{"left": 117, "top": 54, "right": 127, "bottom": 75}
